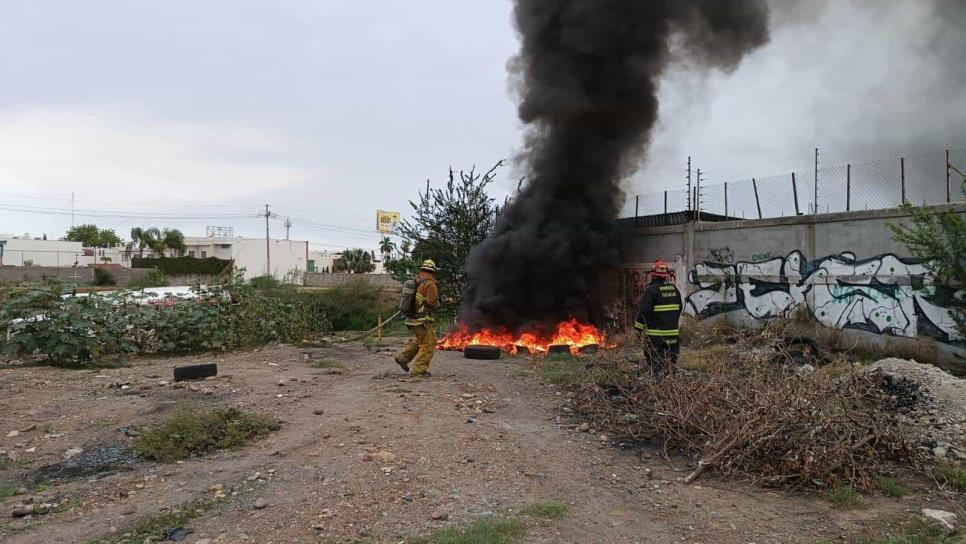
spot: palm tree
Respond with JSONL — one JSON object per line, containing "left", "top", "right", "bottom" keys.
{"left": 128, "top": 226, "right": 159, "bottom": 258}
{"left": 379, "top": 236, "right": 396, "bottom": 261}
{"left": 157, "top": 228, "right": 186, "bottom": 257}
{"left": 335, "top": 248, "right": 375, "bottom": 274}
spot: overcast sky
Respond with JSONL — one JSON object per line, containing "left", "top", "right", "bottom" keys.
{"left": 1, "top": 1, "right": 963, "bottom": 249}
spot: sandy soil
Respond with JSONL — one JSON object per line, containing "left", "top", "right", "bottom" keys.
{"left": 0, "top": 342, "right": 950, "bottom": 544}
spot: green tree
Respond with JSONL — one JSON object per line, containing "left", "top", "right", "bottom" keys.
{"left": 65, "top": 224, "right": 122, "bottom": 247}
{"left": 889, "top": 176, "right": 966, "bottom": 339}
{"left": 334, "top": 248, "right": 376, "bottom": 274}
{"left": 390, "top": 161, "right": 506, "bottom": 305}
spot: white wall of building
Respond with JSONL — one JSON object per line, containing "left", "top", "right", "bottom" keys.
{"left": 0, "top": 235, "right": 84, "bottom": 267}
{"left": 183, "top": 236, "right": 309, "bottom": 282}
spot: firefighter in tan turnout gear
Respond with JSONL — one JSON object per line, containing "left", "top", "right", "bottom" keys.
{"left": 635, "top": 260, "right": 682, "bottom": 381}
{"left": 395, "top": 259, "right": 440, "bottom": 377}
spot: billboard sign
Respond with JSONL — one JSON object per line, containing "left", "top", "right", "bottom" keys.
{"left": 376, "top": 210, "right": 401, "bottom": 233}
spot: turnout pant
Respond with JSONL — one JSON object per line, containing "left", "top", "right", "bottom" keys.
{"left": 642, "top": 335, "right": 680, "bottom": 380}
{"left": 397, "top": 323, "right": 436, "bottom": 376}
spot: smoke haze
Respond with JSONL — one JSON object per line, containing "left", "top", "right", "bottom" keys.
{"left": 460, "top": 0, "right": 770, "bottom": 331}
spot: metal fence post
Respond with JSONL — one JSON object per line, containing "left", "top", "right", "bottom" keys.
{"left": 663, "top": 191, "right": 667, "bottom": 214}
{"left": 751, "top": 178, "right": 762, "bottom": 219}
{"left": 846, "top": 164, "right": 851, "bottom": 212}
{"left": 724, "top": 182, "right": 729, "bottom": 217}
{"left": 635, "top": 195, "right": 639, "bottom": 217}
{"left": 900, "top": 157, "right": 906, "bottom": 205}
{"left": 791, "top": 172, "right": 800, "bottom": 215}
{"left": 947, "top": 149, "right": 952, "bottom": 203}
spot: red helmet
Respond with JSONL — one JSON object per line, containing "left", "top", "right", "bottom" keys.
{"left": 652, "top": 260, "right": 670, "bottom": 277}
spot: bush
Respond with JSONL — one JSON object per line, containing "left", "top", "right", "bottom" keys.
{"left": 0, "top": 273, "right": 331, "bottom": 366}
{"left": 134, "top": 405, "right": 280, "bottom": 462}
{"left": 249, "top": 275, "right": 281, "bottom": 289}
{"left": 131, "top": 256, "right": 231, "bottom": 276}
{"left": 93, "top": 268, "right": 117, "bottom": 286}
{"left": 280, "top": 279, "right": 393, "bottom": 331}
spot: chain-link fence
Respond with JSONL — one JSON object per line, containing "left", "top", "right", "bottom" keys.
{"left": 622, "top": 149, "right": 966, "bottom": 220}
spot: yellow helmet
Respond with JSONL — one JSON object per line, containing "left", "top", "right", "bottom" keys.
{"left": 419, "top": 259, "right": 437, "bottom": 273}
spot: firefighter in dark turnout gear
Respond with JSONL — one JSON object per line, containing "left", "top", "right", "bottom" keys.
{"left": 634, "top": 260, "right": 682, "bottom": 381}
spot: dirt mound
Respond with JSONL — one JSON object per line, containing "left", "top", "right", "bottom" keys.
{"left": 869, "top": 358, "right": 966, "bottom": 460}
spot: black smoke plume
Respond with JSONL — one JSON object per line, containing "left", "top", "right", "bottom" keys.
{"left": 459, "top": 0, "right": 770, "bottom": 331}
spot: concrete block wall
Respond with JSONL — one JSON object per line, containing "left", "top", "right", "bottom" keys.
{"left": 304, "top": 273, "right": 401, "bottom": 289}
{"left": 0, "top": 266, "right": 152, "bottom": 287}
{"left": 620, "top": 204, "right": 966, "bottom": 354}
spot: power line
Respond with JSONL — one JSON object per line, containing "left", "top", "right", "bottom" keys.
{"left": 0, "top": 203, "right": 259, "bottom": 220}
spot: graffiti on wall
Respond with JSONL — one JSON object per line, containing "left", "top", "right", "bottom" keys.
{"left": 685, "top": 251, "right": 963, "bottom": 345}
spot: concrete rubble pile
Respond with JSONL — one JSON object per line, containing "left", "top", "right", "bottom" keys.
{"left": 869, "top": 357, "right": 966, "bottom": 462}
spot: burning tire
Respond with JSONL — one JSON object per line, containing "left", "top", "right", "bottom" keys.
{"left": 173, "top": 363, "right": 218, "bottom": 381}
{"left": 547, "top": 344, "right": 572, "bottom": 355}
{"left": 463, "top": 345, "right": 501, "bottom": 360}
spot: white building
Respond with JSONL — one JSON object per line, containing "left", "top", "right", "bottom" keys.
{"left": 0, "top": 234, "right": 85, "bottom": 267}
{"left": 183, "top": 236, "right": 309, "bottom": 283}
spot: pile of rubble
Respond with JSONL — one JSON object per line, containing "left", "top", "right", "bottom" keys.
{"left": 869, "top": 358, "right": 966, "bottom": 462}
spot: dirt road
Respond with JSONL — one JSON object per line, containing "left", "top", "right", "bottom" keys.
{"left": 0, "top": 342, "right": 922, "bottom": 543}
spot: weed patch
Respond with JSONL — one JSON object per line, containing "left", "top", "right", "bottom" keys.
{"left": 875, "top": 476, "right": 909, "bottom": 498}
{"left": 314, "top": 359, "right": 345, "bottom": 370}
{"left": 86, "top": 497, "right": 223, "bottom": 544}
{"left": 825, "top": 486, "right": 866, "bottom": 509}
{"left": 134, "top": 406, "right": 280, "bottom": 462}
{"left": 0, "top": 457, "right": 12, "bottom": 471}
{"left": 540, "top": 359, "right": 586, "bottom": 385}
{"left": 521, "top": 500, "right": 568, "bottom": 519}
{"left": 411, "top": 517, "right": 527, "bottom": 544}
{"left": 932, "top": 463, "right": 966, "bottom": 492}
{"left": 0, "top": 483, "right": 19, "bottom": 499}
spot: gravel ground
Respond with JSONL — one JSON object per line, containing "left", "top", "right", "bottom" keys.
{"left": 0, "top": 343, "right": 949, "bottom": 543}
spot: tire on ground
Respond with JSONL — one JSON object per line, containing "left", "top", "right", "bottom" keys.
{"left": 173, "top": 363, "right": 218, "bottom": 381}
{"left": 463, "top": 345, "right": 501, "bottom": 360}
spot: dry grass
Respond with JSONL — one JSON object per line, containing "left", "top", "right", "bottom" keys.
{"left": 575, "top": 353, "right": 919, "bottom": 489}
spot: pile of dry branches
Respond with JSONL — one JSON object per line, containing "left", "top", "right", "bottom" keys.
{"left": 575, "top": 357, "right": 921, "bottom": 489}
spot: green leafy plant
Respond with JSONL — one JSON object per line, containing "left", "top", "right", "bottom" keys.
{"left": 134, "top": 405, "right": 280, "bottom": 462}
{"left": 249, "top": 275, "right": 282, "bottom": 289}
{"left": 888, "top": 178, "right": 966, "bottom": 339}
{"left": 1, "top": 273, "right": 330, "bottom": 366}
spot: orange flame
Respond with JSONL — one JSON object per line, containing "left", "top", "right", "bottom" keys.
{"left": 438, "top": 318, "right": 605, "bottom": 355}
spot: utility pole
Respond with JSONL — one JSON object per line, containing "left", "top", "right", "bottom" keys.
{"left": 264, "top": 204, "right": 271, "bottom": 277}
{"left": 814, "top": 147, "right": 819, "bottom": 214}
{"left": 284, "top": 218, "right": 292, "bottom": 240}
{"left": 70, "top": 192, "right": 75, "bottom": 227}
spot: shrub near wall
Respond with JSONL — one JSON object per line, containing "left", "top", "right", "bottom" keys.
{"left": 131, "top": 257, "right": 231, "bottom": 276}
